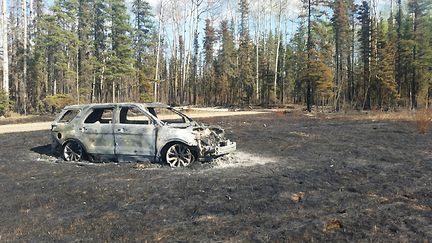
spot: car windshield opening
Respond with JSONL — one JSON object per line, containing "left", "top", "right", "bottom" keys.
{"left": 59, "top": 109, "right": 80, "bottom": 123}
{"left": 147, "top": 107, "right": 188, "bottom": 124}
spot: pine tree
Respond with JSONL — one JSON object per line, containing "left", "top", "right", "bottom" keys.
{"left": 238, "top": 0, "right": 254, "bottom": 105}
{"left": 28, "top": 0, "right": 46, "bottom": 111}
{"left": 396, "top": 0, "right": 403, "bottom": 94}
{"left": 216, "top": 20, "right": 236, "bottom": 105}
{"left": 203, "top": 18, "right": 215, "bottom": 105}
{"left": 105, "top": 0, "right": 134, "bottom": 102}
{"left": 291, "top": 21, "right": 307, "bottom": 104}
{"left": 93, "top": 0, "right": 108, "bottom": 102}
{"left": 358, "top": 1, "right": 371, "bottom": 109}
{"left": 407, "top": 0, "right": 432, "bottom": 109}
{"left": 77, "top": 0, "right": 94, "bottom": 103}
{"left": 376, "top": 17, "right": 397, "bottom": 109}
{"left": 332, "top": 0, "right": 350, "bottom": 110}
{"left": 132, "top": 0, "right": 155, "bottom": 102}
{"left": 43, "top": 0, "right": 79, "bottom": 97}
{"left": 314, "top": 21, "right": 334, "bottom": 109}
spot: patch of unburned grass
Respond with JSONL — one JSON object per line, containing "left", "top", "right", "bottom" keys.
{"left": 325, "top": 110, "right": 417, "bottom": 122}
{"left": 290, "top": 192, "right": 305, "bottom": 203}
{"left": 315, "top": 109, "right": 432, "bottom": 133}
{"left": 323, "top": 219, "right": 343, "bottom": 233}
{"left": 416, "top": 109, "right": 431, "bottom": 134}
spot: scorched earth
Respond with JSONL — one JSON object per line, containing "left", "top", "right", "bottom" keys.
{"left": 0, "top": 111, "right": 431, "bottom": 241}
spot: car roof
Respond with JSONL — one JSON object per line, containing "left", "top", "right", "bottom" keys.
{"left": 63, "top": 102, "right": 170, "bottom": 110}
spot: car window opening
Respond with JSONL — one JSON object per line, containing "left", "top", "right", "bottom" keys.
{"left": 120, "top": 107, "right": 150, "bottom": 125}
{"left": 84, "top": 108, "right": 114, "bottom": 124}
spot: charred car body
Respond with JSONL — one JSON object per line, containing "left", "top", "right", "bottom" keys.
{"left": 51, "top": 103, "right": 236, "bottom": 167}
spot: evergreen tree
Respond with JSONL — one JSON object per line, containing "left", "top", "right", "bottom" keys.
{"left": 203, "top": 18, "right": 215, "bottom": 105}
{"left": 332, "top": 0, "right": 350, "bottom": 110}
{"left": 376, "top": 17, "right": 398, "bottom": 109}
{"left": 106, "top": 0, "right": 134, "bottom": 102}
{"left": 407, "top": 0, "right": 432, "bottom": 109}
{"left": 28, "top": 0, "right": 45, "bottom": 111}
{"left": 77, "top": 0, "right": 94, "bottom": 103}
{"left": 291, "top": 21, "right": 308, "bottom": 104}
{"left": 44, "top": 0, "right": 79, "bottom": 97}
{"left": 132, "top": 0, "right": 155, "bottom": 102}
{"left": 216, "top": 20, "right": 236, "bottom": 105}
{"left": 358, "top": 1, "right": 371, "bottom": 109}
{"left": 238, "top": 0, "right": 254, "bottom": 105}
{"left": 93, "top": 0, "right": 108, "bottom": 102}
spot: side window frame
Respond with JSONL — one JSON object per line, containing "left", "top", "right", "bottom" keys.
{"left": 119, "top": 106, "right": 154, "bottom": 125}
{"left": 83, "top": 107, "right": 115, "bottom": 124}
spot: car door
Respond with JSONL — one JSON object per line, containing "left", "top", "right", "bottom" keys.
{"left": 78, "top": 106, "right": 116, "bottom": 156}
{"left": 113, "top": 105, "right": 156, "bottom": 160}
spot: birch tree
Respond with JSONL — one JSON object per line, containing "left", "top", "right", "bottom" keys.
{"left": 1, "top": 0, "right": 8, "bottom": 96}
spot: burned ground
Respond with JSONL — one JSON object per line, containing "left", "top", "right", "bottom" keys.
{"left": 0, "top": 112, "right": 431, "bottom": 241}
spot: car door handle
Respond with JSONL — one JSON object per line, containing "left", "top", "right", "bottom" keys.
{"left": 117, "top": 128, "right": 125, "bottom": 133}
{"left": 79, "top": 127, "right": 87, "bottom": 132}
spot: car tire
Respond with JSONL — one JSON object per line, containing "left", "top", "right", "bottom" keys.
{"left": 63, "top": 140, "right": 85, "bottom": 162}
{"left": 163, "top": 143, "right": 195, "bottom": 167}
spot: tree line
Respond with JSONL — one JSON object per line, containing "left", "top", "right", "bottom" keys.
{"left": 0, "top": 0, "right": 431, "bottom": 115}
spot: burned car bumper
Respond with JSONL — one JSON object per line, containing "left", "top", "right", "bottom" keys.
{"left": 215, "top": 140, "right": 236, "bottom": 155}
{"left": 195, "top": 125, "right": 236, "bottom": 157}
{"left": 201, "top": 140, "right": 236, "bottom": 156}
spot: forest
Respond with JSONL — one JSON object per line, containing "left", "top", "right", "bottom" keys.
{"left": 0, "top": 0, "right": 431, "bottom": 115}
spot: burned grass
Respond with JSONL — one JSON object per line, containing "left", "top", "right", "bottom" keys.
{"left": 0, "top": 112, "right": 431, "bottom": 241}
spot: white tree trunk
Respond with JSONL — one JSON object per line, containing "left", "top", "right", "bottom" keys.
{"left": 23, "top": 0, "right": 28, "bottom": 115}
{"left": 76, "top": 49, "right": 79, "bottom": 104}
{"left": 112, "top": 81, "right": 115, "bottom": 102}
{"left": 273, "top": 0, "right": 282, "bottom": 101}
{"left": 255, "top": 0, "right": 260, "bottom": 102}
{"left": 1, "top": 0, "right": 9, "bottom": 95}
{"left": 154, "top": 1, "right": 163, "bottom": 102}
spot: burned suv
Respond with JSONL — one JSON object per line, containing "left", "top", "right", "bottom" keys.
{"left": 51, "top": 103, "right": 236, "bottom": 167}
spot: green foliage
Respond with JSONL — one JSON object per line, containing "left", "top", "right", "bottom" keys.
{"left": 140, "top": 92, "right": 153, "bottom": 103}
{"left": 238, "top": 0, "right": 254, "bottom": 104}
{"left": 303, "top": 50, "right": 334, "bottom": 99}
{"left": 3, "top": 0, "right": 432, "bottom": 112}
{"left": 375, "top": 18, "right": 398, "bottom": 109}
{"left": 43, "top": 94, "right": 75, "bottom": 111}
{"left": 105, "top": 0, "right": 135, "bottom": 101}
{"left": 0, "top": 91, "right": 12, "bottom": 116}
{"left": 132, "top": 0, "right": 154, "bottom": 65}
{"left": 215, "top": 20, "right": 237, "bottom": 105}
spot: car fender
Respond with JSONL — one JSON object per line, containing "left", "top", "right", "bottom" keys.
{"left": 61, "top": 138, "right": 89, "bottom": 154}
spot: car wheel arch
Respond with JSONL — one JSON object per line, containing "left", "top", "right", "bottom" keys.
{"left": 159, "top": 141, "right": 199, "bottom": 161}
{"left": 62, "top": 138, "right": 90, "bottom": 158}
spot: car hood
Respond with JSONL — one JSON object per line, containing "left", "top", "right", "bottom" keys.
{"left": 164, "top": 121, "right": 226, "bottom": 146}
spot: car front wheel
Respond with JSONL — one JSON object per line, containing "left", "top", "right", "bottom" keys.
{"left": 63, "top": 141, "right": 84, "bottom": 162}
{"left": 164, "top": 143, "right": 195, "bottom": 167}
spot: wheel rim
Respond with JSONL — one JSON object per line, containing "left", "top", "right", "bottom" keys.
{"left": 166, "top": 144, "right": 193, "bottom": 167}
{"left": 64, "top": 141, "right": 83, "bottom": 162}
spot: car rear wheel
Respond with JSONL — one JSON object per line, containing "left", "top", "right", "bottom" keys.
{"left": 63, "top": 141, "right": 84, "bottom": 162}
{"left": 165, "top": 143, "right": 194, "bottom": 167}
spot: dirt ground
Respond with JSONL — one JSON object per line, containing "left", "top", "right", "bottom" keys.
{"left": 0, "top": 111, "right": 431, "bottom": 241}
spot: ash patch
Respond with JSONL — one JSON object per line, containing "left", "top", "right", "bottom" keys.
{"left": 211, "top": 151, "right": 278, "bottom": 168}
{"left": 29, "top": 144, "right": 278, "bottom": 171}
